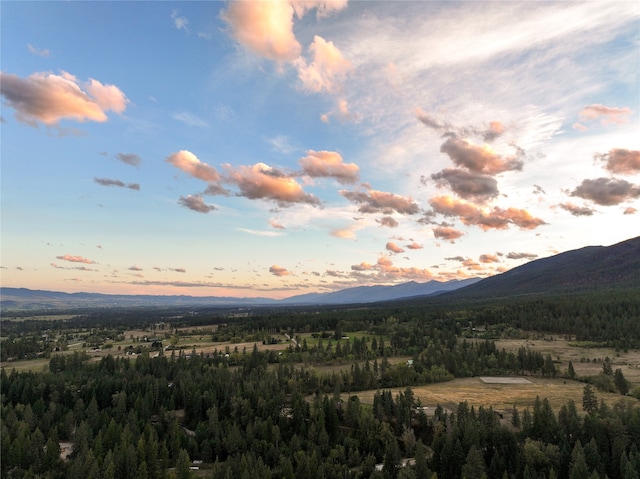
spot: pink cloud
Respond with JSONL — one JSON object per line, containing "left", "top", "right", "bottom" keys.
{"left": 166, "top": 150, "right": 220, "bottom": 182}
{"left": 224, "top": 162, "right": 319, "bottom": 206}
{"left": 579, "top": 104, "right": 632, "bottom": 125}
{"left": 350, "top": 256, "right": 433, "bottom": 282}
{"left": 595, "top": 149, "right": 640, "bottom": 175}
{"left": 56, "top": 254, "right": 97, "bottom": 264}
{"left": 429, "top": 195, "right": 546, "bottom": 230}
{"left": 269, "top": 265, "right": 290, "bottom": 277}
{"left": 483, "top": 121, "right": 505, "bottom": 142}
{"left": 299, "top": 150, "right": 359, "bottom": 183}
{"left": 385, "top": 242, "right": 404, "bottom": 254}
{"left": 222, "top": 0, "right": 302, "bottom": 62}
{"left": 0, "top": 71, "right": 127, "bottom": 126}
{"left": 623, "top": 207, "right": 637, "bottom": 215}
{"left": 406, "top": 242, "right": 423, "bottom": 250}
{"left": 270, "top": 219, "right": 285, "bottom": 229}
{"left": 440, "top": 137, "right": 523, "bottom": 175}
{"left": 341, "top": 189, "right": 420, "bottom": 215}
{"left": 432, "top": 226, "right": 464, "bottom": 242}
{"left": 297, "top": 35, "right": 353, "bottom": 93}
{"left": 479, "top": 253, "right": 499, "bottom": 263}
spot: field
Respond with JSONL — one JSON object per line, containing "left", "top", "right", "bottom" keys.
{"left": 347, "top": 376, "right": 634, "bottom": 415}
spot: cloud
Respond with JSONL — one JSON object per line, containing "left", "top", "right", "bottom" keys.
{"left": 429, "top": 195, "right": 546, "bottom": 230}
{"left": 50, "top": 263, "right": 97, "bottom": 271}
{"left": 0, "top": 71, "right": 127, "bottom": 126}
{"left": 270, "top": 219, "right": 285, "bottom": 229}
{"left": 166, "top": 150, "right": 221, "bottom": 182}
{"left": 385, "top": 242, "right": 404, "bottom": 254}
{"left": 297, "top": 35, "right": 353, "bottom": 93}
{"left": 570, "top": 177, "right": 640, "bottom": 206}
{"left": 269, "top": 265, "right": 290, "bottom": 277}
{"left": 483, "top": 121, "right": 506, "bottom": 142}
{"left": 432, "top": 226, "right": 464, "bottom": 242}
{"left": 178, "top": 195, "right": 217, "bottom": 213}
{"left": 171, "top": 10, "right": 189, "bottom": 32}
{"left": 376, "top": 216, "right": 398, "bottom": 228}
{"left": 558, "top": 202, "right": 595, "bottom": 216}
{"left": 430, "top": 168, "right": 499, "bottom": 202}
{"left": 173, "top": 111, "right": 208, "bottom": 128}
{"left": 340, "top": 189, "right": 420, "bottom": 215}
{"left": 406, "top": 242, "right": 423, "bottom": 250}
{"left": 28, "top": 44, "right": 50, "bottom": 57}
{"left": 595, "top": 149, "right": 640, "bottom": 175}
{"left": 224, "top": 162, "right": 320, "bottom": 206}
{"left": 115, "top": 153, "right": 141, "bottom": 167}
{"left": 299, "top": 150, "right": 359, "bottom": 183}
{"left": 479, "top": 254, "right": 499, "bottom": 263}
{"left": 350, "top": 256, "right": 433, "bottom": 282}
{"left": 94, "top": 178, "right": 140, "bottom": 191}
{"left": 579, "top": 104, "right": 632, "bottom": 125}
{"left": 222, "top": 0, "right": 302, "bottom": 62}
{"left": 623, "top": 207, "right": 637, "bottom": 215}
{"left": 56, "top": 254, "right": 97, "bottom": 264}
{"left": 171, "top": 268, "right": 186, "bottom": 273}
{"left": 506, "top": 252, "right": 538, "bottom": 260}
{"left": 238, "top": 228, "right": 285, "bottom": 237}
{"left": 331, "top": 227, "right": 357, "bottom": 239}
{"left": 440, "top": 137, "right": 523, "bottom": 175}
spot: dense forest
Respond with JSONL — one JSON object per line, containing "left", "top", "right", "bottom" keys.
{"left": 2, "top": 289, "right": 640, "bottom": 478}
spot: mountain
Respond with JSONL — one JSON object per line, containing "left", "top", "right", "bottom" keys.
{"left": 281, "top": 278, "right": 481, "bottom": 305}
{"left": 0, "top": 278, "right": 480, "bottom": 311}
{"left": 0, "top": 288, "right": 278, "bottom": 310}
{"left": 442, "top": 236, "right": 640, "bottom": 299}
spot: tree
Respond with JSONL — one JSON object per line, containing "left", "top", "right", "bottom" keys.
{"left": 582, "top": 384, "right": 598, "bottom": 414}
{"left": 176, "top": 449, "right": 193, "bottom": 479}
{"left": 614, "top": 368, "right": 630, "bottom": 395}
{"left": 567, "top": 361, "right": 576, "bottom": 379}
{"left": 461, "top": 446, "right": 486, "bottom": 479}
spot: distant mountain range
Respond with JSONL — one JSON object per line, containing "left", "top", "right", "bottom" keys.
{"left": 1, "top": 236, "right": 638, "bottom": 311}
{"left": 442, "top": 235, "right": 640, "bottom": 299}
{"left": 0, "top": 278, "right": 480, "bottom": 311}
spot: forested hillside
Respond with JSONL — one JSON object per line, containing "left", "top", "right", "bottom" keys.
{"left": 2, "top": 289, "right": 640, "bottom": 478}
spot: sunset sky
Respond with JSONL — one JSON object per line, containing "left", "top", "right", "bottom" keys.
{"left": 1, "top": 1, "right": 639, "bottom": 299}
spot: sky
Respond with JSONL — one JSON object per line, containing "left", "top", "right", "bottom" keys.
{"left": 1, "top": 1, "right": 639, "bottom": 299}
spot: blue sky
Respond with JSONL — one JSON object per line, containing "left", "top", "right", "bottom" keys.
{"left": 1, "top": 1, "right": 639, "bottom": 298}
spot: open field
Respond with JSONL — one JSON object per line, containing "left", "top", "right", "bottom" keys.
{"left": 493, "top": 336, "right": 640, "bottom": 384}
{"left": 348, "top": 376, "right": 639, "bottom": 414}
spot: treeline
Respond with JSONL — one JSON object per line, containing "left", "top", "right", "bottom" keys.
{"left": 2, "top": 351, "right": 640, "bottom": 479}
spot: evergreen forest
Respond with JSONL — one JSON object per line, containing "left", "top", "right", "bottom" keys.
{"left": 2, "top": 289, "right": 640, "bottom": 478}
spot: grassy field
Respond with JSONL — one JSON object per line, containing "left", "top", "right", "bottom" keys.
{"left": 348, "top": 376, "right": 638, "bottom": 414}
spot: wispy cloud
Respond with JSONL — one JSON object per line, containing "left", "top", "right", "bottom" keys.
{"left": 55, "top": 254, "right": 97, "bottom": 264}
{"left": 115, "top": 152, "right": 141, "bottom": 167}
{"left": 94, "top": 177, "right": 140, "bottom": 191}
{"left": 178, "top": 195, "right": 217, "bottom": 213}
{"left": 27, "top": 44, "right": 50, "bottom": 57}
{"left": 171, "top": 10, "right": 189, "bottom": 32}
{"left": 173, "top": 111, "right": 208, "bottom": 128}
